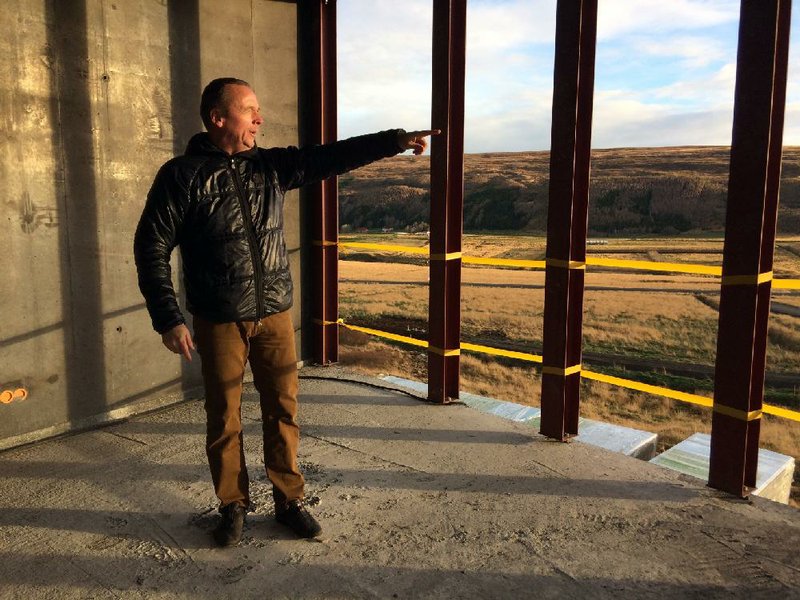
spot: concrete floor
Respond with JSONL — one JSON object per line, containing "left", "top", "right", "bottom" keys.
{"left": 1, "top": 367, "right": 799, "bottom": 599}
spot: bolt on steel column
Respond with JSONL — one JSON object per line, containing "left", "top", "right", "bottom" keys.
{"left": 710, "top": 0, "right": 791, "bottom": 497}
{"left": 540, "top": 0, "right": 597, "bottom": 440}
{"left": 428, "top": 0, "right": 467, "bottom": 404}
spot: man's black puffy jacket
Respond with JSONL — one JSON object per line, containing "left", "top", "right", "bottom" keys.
{"left": 134, "top": 130, "right": 403, "bottom": 333}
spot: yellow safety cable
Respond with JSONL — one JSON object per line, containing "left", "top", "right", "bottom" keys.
{"left": 762, "top": 404, "right": 800, "bottom": 421}
{"left": 579, "top": 370, "right": 713, "bottom": 410}
{"left": 338, "top": 242, "right": 799, "bottom": 420}
{"left": 334, "top": 320, "right": 428, "bottom": 348}
{"left": 340, "top": 242, "right": 429, "bottom": 255}
{"left": 340, "top": 243, "right": 547, "bottom": 269}
{"left": 460, "top": 341, "right": 543, "bottom": 363}
{"left": 462, "top": 256, "right": 546, "bottom": 269}
{"left": 585, "top": 257, "right": 720, "bottom": 276}
{"left": 774, "top": 279, "right": 800, "bottom": 290}
{"left": 333, "top": 319, "right": 800, "bottom": 423}
{"left": 339, "top": 241, "right": 800, "bottom": 286}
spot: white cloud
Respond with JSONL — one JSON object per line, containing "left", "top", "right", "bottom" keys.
{"left": 466, "top": 1, "right": 555, "bottom": 52}
{"left": 338, "top": 0, "right": 800, "bottom": 151}
{"left": 649, "top": 62, "right": 736, "bottom": 105}
{"left": 630, "top": 35, "right": 729, "bottom": 69}
{"left": 597, "top": 0, "right": 739, "bottom": 39}
{"left": 338, "top": 0, "right": 555, "bottom": 147}
{"left": 337, "top": 0, "right": 433, "bottom": 136}
{"left": 465, "top": 87, "right": 553, "bottom": 152}
{"left": 592, "top": 95, "right": 734, "bottom": 148}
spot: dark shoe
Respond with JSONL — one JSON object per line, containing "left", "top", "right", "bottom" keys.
{"left": 275, "top": 500, "right": 322, "bottom": 538}
{"left": 213, "top": 503, "right": 245, "bottom": 547}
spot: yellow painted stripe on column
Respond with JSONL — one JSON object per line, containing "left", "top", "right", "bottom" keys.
{"left": 546, "top": 258, "right": 586, "bottom": 270}
{"left": 721, "top": 271, "right": 773, "bottom": 285}
{"left": 428, "top": 346, "right": 461, "bottom": 356}
{"left": 430, "top": 252, "right": 463, "bottom": 261}
{"left": 313, "top": 318, "right": 339, "bottom": 326}
{"left": 713, "top": 405, "right": 762, "bottom": 421}
{"left": 542, "top": 364, "right": 582, "bottom": 376}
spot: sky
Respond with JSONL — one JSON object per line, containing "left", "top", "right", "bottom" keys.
{"left": 337, "top": 0, "right": 800, "bottom": 153}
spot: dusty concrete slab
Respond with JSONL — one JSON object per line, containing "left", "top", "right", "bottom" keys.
{"left": 0, "top": 368, "right": 799, "bottom": 599}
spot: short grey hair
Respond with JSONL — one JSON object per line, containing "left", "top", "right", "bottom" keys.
{"left": 200, "top": 77, "right": 252, "bottom": 130}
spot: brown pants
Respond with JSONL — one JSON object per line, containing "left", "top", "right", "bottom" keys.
{"left": 193, "top": 310, "right": 304, "bottom": 510}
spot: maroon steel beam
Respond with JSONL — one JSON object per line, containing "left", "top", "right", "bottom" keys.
{"left": 709, "top": 0, "right": 791, "bottom": 497}
{"left": 540, "top": 0, "right": 597, "bottom": 440}
{"left": 428, "top": 0, "right": 467, "bottom": 403}
{"left": 312, "top": 0, "right": 339, "bottom": 364}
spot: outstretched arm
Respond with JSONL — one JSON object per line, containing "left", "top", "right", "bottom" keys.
{"left": 267, "top": 129, "right": 441, "bottom": 191}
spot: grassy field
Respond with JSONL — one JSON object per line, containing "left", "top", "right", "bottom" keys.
{"left": 336, "top": 232, "right": 800, "bottom": 504}
{"left": 339, "top": 147, "right": 800, "bottom": 234}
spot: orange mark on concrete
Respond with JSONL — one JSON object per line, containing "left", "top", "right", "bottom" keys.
{"left": 1, "top": 389, "right": 27, "bottom": 404}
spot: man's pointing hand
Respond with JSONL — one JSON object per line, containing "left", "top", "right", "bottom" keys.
{"left": 162, "top": 323, "right": 196, "bottom": 362}
{"left": 398, "top": 129, "right": 441, "bottom": 155}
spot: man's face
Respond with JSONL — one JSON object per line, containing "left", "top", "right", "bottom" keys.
{"left": 212, "top": 84, "right": 263, "bottom": 154}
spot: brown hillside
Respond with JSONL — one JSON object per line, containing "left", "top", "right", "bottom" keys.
{"left": 339, "top": 147, "right": 800, "bottom": 234}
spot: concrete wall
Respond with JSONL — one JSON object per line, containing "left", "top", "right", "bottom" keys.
{"left": 0, "top": 0, "right": 302, "bottom": 448}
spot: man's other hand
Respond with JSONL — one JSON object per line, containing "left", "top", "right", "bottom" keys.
{"left": 398, "top": 129, "right": 441, "bottom": 155}
{"left": 161, "top": 323, "right": 196, "bottom": 362}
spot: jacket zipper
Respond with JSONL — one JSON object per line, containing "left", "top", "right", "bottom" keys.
{"left": 229, "top": 158, "right": 265, "bottom": 322}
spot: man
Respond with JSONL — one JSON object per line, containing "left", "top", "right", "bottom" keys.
{"left": 134, "top": 77, "right": 436, "bottom": 547}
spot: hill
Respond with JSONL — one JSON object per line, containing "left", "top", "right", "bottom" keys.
{"left": 338, "top": 146, "right": 800, "bottom": 235}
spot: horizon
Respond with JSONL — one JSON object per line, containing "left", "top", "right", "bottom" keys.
{"left": 384, "top": 144, "right": 800, "bottom": 157}
{"left": 338, "top": 0, "right": 800, "bottom": 153}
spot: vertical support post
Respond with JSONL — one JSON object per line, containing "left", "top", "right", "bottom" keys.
{"left": 540, "top": 0, "right": 597, "bottom": 440}
{"left": 709, "top": 0, "right": 791, "bottom": 497}
{"left": 428, "top": 0, "right": 467, "bottom": 403}
{"left": 311, "top": 0, "right": 339, "bottom": 364}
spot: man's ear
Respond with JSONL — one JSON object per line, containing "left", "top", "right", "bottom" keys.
{"left": 209, "top": 107, "right": 225, "bottom": 129}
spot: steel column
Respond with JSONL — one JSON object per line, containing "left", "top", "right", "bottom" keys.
{"left": 709, "top": 0, "right": 791, "bottom": 497}
{"left": 540, "top": 0, "right": 597, "bottom": 440}
{"left": 428, "top": 0, "right": 467, "bottom": 404}
{"left": 311, "top": 0, "right": 339, "bottom": 364}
